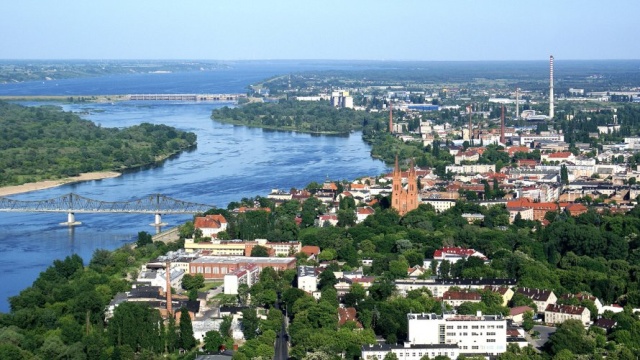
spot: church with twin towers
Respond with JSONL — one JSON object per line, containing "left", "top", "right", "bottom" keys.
{"left": 391, "top": 155, "right": 419, "bottom": 216}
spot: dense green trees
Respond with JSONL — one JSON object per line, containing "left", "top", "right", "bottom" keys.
{"left": 212, "top": 99, "right": 382, "bottom": 135}
{"left": 0, "top": 101, "right": 196, "bottom": 186}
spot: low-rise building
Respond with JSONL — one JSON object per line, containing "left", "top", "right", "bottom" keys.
{"left": 442, "top": 290, "right": 482, "bottom": 307}
{"left": 508, "top": 306, "right": 534, "bottom": 325}
{"left": 516, "top": 288, "right": 557, "bottom": 313}
{"left": 544, "top": 304, "right": 590, "bottom": 325}
{"left": 297, "top": 266, "right": 318, "bottom": 293}
{"left": 194, "top": 214, "right": 228, "bottom": 238}
{"left": 484, "top": 286, "right": 514, "bottom": 306}
{"left": 223, "top": 264, "right": 260, "bottom": 295}
{"left": 396, "top": 278, "right": 517, "bottom": 298}
{"left": 189, "top": 256, "right": 296, "bottom": 280}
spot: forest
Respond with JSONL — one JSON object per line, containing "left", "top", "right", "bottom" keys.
{"left": 0, "top": 101, "right": 197, "bottom": 186}
{"left": 211, "top": 99, "right": 387, "bottom": 135}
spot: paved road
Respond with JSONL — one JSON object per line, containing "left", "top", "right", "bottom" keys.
{"left": 273, "top": 298, "right": 289, "bottom": 360}
{"left": 529, "top": 325, "right": 556, "bottom": 350}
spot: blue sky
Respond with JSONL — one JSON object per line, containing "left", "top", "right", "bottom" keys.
{"left": 2, "top": 0, "right": 638, "bottom": 60}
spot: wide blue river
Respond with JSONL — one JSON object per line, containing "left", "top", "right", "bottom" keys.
{"left": 0, "top": 62, "right": 388, "bottom": 312}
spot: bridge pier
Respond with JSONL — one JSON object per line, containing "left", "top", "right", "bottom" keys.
{"left": 60, "top": 212, "right": 82, "bottom": 226}
{"left": 150, "top": 213, "right": 167, "bottom": 227}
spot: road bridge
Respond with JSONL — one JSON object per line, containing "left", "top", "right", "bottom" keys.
{"left": 0, "top": 193, "right": 214, "bottom": 226}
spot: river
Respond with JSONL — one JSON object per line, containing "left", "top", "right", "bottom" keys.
{"left": 0, "top": 62, "right": 388, "bottom": 312}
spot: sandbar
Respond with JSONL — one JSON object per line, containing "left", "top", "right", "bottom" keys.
{"left": 0, "top": 171, "right": 121, "bottom": 197}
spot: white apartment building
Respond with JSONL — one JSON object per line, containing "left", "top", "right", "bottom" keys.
{"left": 297, "top": 266, "right": 318, "bottom": 293}
{"left": 223, "top": 264, "right": 260, "bottom": 295}
{"left": 407, "top": 312, "right": 507, "bottom": 355}
{"left": 445, "top": 164, "right": 496, "bottom": 174}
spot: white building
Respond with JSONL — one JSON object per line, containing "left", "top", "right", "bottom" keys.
{"left": 544, "top": 304, "right": 590, "bottom": 326}
{"left": 297, "top": 266, "right": 318, "bottom": 293}
{"left": 407, "top": 312, "right": 507, "bottom": 355}
{"left": 445, "top": 164, "right": 496, "bottom": 174}
{"left": 223, "top": 264, "right": 261, "bottom": 295}
{"left": 136, "top": 267, "right": 185, "bottom": 293}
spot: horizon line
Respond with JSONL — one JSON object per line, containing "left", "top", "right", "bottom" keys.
{"left": 1, "top": 58, "right": 640, "bottom": 62}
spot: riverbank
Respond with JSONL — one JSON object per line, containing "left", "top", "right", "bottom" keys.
{"left": 0, "top": 171, "right": 121, "bottom": 197}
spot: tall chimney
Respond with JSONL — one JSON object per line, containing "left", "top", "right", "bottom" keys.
{"left": 500, "top": 105, "right": 505, "bottom": 144}
{"left": 515, "top": 87, "right": 519, "bottom": 120}
{"left": 468, "top": 105, "right": 473, "bottom": 145}
{"left": 549, "top": 55, "right": 554, "bottom": 119}
{"left": 165, "top": 261, "right": 172, "bottom": 315}
{"left": 389, "top": 102, "right": 393, "bottom": 133}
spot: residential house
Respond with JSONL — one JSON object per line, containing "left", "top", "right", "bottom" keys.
{"left": 516, "top": 288, "right": 557, "bottom": 313}
{"left": 442, "top": 290, "right": 482, "bottom": 307}
{"left": 544, "top": 304, "right": 590, "bottom": 325}
{"left": 508, "top": 306, "right": 534, "bottom": 325}
{"left": 194, "top": 214, "right": 228, "bottom": 238}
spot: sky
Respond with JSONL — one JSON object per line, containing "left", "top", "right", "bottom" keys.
{"left": 1, "top": 0, "right": 638, "bottom": 61}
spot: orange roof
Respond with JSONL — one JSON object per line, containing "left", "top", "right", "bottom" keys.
{"left": 301, "top": 245, "right": 320, "bottom": 256}
{"left": 194, "top": 214, "right": 227, "bottom": 229}
{"left": 548, "top": 152, "right": 573, "bottom": 158}
{"left": 350, "top": 183, "right": 366, "bottom": 190}
{"left": 323, "top": 182, "right": 338, "bottom": 191}
{"left": 338, "top": 307, "right": 363, "bottom": 328}
{"left": 508, "top": 146, "right": 530, "bottom": 156}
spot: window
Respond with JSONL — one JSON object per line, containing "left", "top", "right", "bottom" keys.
{"left": 190, "top": 266, "right": 196, "bottom": 273}
{"left": 463, "top": 325, "right": 468, "bottom": 329}
{"left": 487, "top": 339, "right": 496, "bottom": 343}
{"left": 447, "top": 325, "right": 454, "bottom": 329}
{"left": 487, "top": 332, "right": 496, "bottom": 336}
{"left": 497, "top": 325, "right": 504, "bottom": 329}
{"left": 457, "top": 325, "right": 462, "bottom": 329}
{"left": 197, "top": 266, "right": 203, "bottom": 273}
{"left": 472, "top": 325, "right": 479, "bottom": 329}
{"left": 472, "top": 346, "right": 479, "bottom": 350}
{"left": 204, "top": 267, "right": 211, "bottom": 274}
{"left": 446, "top": 332, "right": 456, "bottom": 336}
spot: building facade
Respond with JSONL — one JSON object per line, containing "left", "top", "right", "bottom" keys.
{"left": 189, "top": 256, "right": 296, "bottom": 280}
{"left": 392, "top": 156, "right": 419, "bottom": 216}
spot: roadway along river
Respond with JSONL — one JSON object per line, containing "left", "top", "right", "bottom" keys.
{"left": 0, "top": 99, "right": 388, "bottom": 312}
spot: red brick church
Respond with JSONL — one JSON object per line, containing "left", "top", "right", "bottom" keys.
{"left": 392, "top": 156, "right": 419, "bottom": 216}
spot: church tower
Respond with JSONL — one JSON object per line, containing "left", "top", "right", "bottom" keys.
{"left": 392, "top": 156, "right": 419, "bottom": 216}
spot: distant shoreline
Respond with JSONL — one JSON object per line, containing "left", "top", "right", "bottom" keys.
{"left": 0, "top": 171, "right": 121, "bottom": 197}
{"left": 0, "top": 95, "right": 129, "bottom": 103}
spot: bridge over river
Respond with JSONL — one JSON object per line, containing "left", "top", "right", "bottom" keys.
{"left": 0, "top": 193, "right": 215, "bottom": 226}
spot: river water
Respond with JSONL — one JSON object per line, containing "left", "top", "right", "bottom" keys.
{"left": 0, "top": 62, "right": 388, "bottom": 312}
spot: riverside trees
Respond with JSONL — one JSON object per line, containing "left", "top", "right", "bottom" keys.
{"left": 0, "top": 101, "right": 197, "bottom": 186}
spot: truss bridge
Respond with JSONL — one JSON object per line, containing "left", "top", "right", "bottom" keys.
{"left": 0, "top": 193, "right": 214, "bottom": 226}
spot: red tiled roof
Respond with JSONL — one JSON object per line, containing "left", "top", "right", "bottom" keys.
{"left": 443, "top": 290, "right": 482, "bottom": 301}
{"left": 510, "top": 306, "right": 534, "bottom": 316}
{"left": 338, "top": 307, "right": 363, "bottom": 328}
{"left": 545, "top": 304, "right": 587, "bottom": 315}
{"left": 301, "top": 245, "right": 321, "bottom": 256}
{"left": 548, "top": 151, "right": 573, "bottom": 158}
{"left": 517, "top": 288, "right": 554, "bottom": 301}
{"left": 194, "top": 214, "right": 227, "bottom": 229}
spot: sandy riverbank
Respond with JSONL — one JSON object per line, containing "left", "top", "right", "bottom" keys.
{"left": 0, "top": 171, "right": 121, "bottom": 197}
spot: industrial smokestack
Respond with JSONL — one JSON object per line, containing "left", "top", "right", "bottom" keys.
{"left": 165, "top": 261, "right": 172, "bottom": 315}
{"left": 549, "top": 55, "right": 554, "bottom": 119}
{"left": 515, "top": 87, "right": 519, "bottom": 120}
{"left": 468, "top": 105, "right": 472, "bottom": 144}
{"left": 389, "top": 102, "right": 393, "bottom": 133}
{"left": 500, "top": 105, "right": 505, "bottom": 144}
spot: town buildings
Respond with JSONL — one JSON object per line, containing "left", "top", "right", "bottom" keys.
{"left": 189, "top": 256, "right": 296, "bottom": 280}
